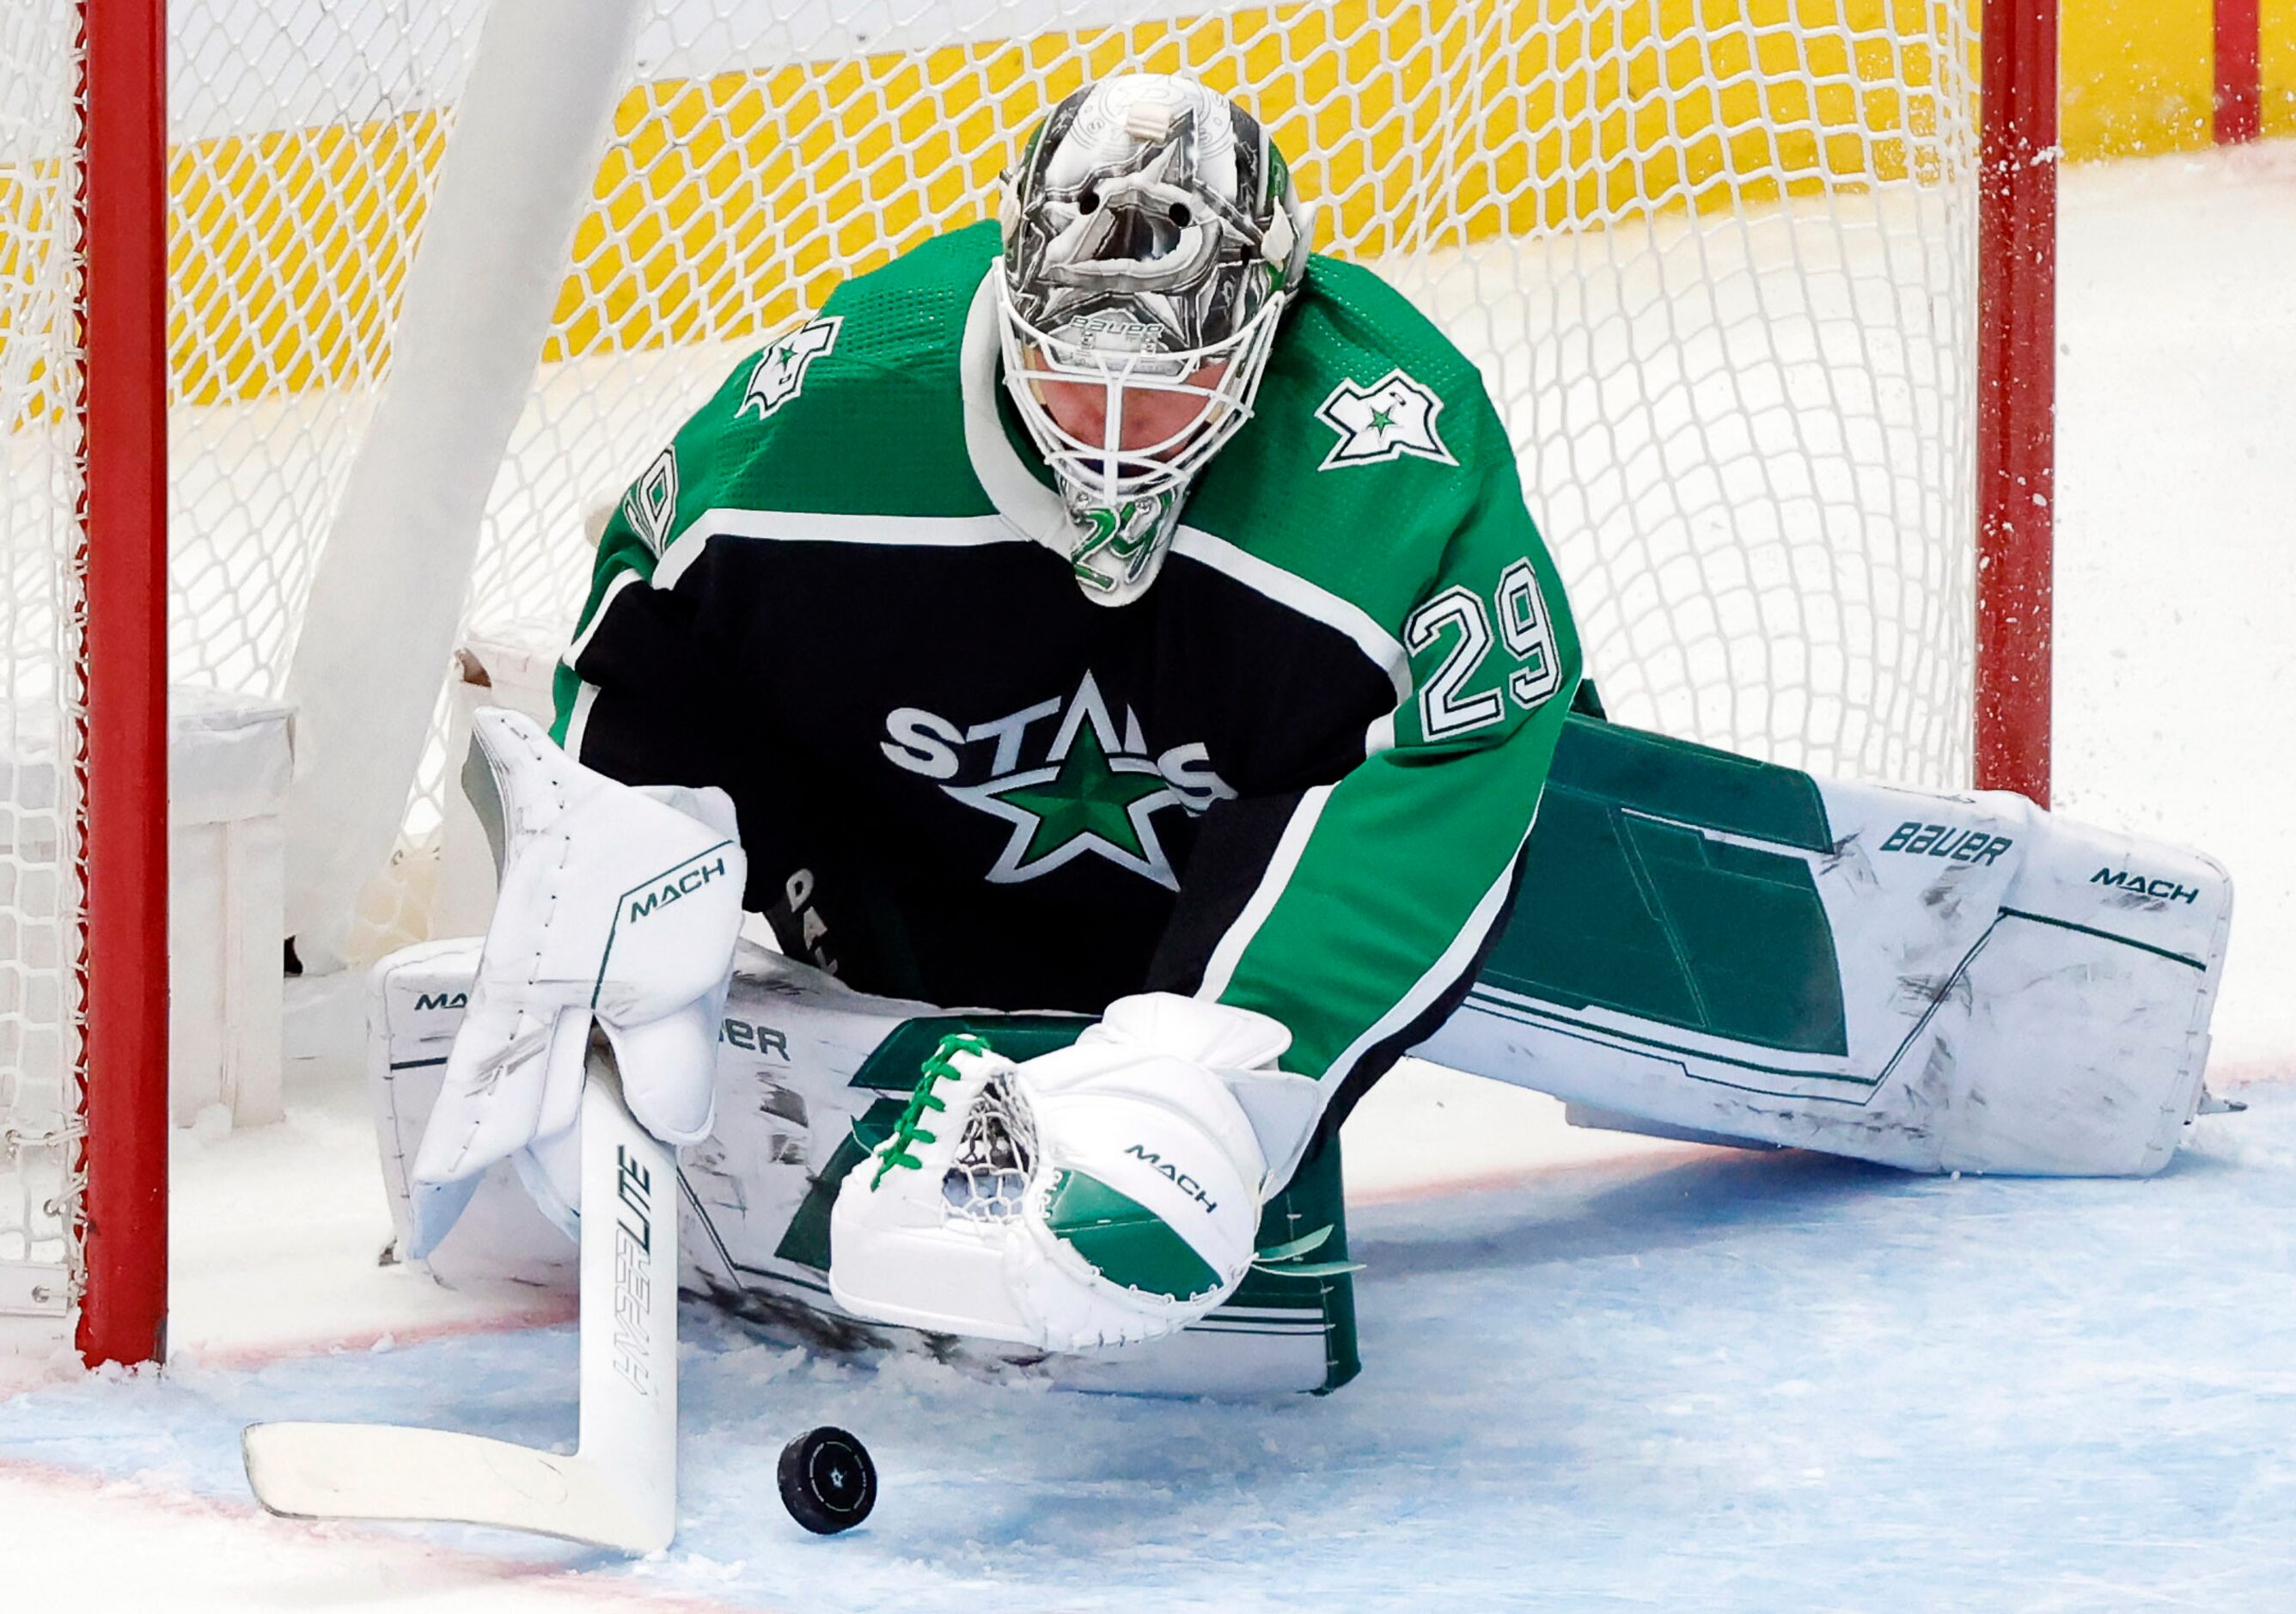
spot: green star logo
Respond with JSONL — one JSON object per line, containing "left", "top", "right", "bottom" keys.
{"left": 935, "top": 673, "right": 1202, "bottom": 890}
{"left": 738, "top": 315, "right": 842, "bottom": 421}
{"left": 980, "top": 721, "right": 1170, "bottom": 871}
{"left": 1314, "top": 368, "right": 1458, "bottom": 471}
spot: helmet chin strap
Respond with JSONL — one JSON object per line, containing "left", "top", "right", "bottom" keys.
{"left": 1057, "top": 482, "right": 1187, "bottom": 606}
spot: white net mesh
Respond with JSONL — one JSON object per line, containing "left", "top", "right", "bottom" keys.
{"left": 3, "top": 0, "right": 1982, "bottom": 1336}
{"left": 942, "top": 1072, "right": 1037, "bottom": 1225}
{"left": 168, "top": 1, "right": 485, "bottom": 703}
{"left": 188, "top": 0, "right": 1982, "bottom": 962}
{"left": 0, "top": 3, "right": 88, "bottom": 1329}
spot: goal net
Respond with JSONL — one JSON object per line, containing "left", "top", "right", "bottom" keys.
{"left": 3, "top": 0, "right": 2007, "bottom": 1358}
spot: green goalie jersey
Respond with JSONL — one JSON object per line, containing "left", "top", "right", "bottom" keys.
{"left": 554, "top": 219, "right": 1582, "bottom": 1109}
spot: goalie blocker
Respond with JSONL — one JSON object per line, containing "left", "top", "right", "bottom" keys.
{"left": 369, "top": 715, "right": 2230, "bottom": 1397}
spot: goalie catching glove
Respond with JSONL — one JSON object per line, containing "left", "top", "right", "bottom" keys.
{"left": 828, "top": 993, "right": 1326, "bottom": 1352}
{"left": 407, "top": 707, "right": 746, "bottom": 1258}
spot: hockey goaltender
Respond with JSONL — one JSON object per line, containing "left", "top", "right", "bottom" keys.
{"left": 378, "top": 71, "right": 2234, "bottom": 1400}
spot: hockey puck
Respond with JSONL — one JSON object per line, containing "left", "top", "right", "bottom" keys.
{"left": 777, "top": 1425, "right": 877, "bottom": 1535}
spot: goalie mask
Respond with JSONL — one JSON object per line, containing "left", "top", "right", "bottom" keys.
{"left": 998, "top": 73, "right": 1310, "bottom": 604}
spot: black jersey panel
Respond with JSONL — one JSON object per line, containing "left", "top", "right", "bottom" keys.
{"left": 568, "top": 524, "right": 1403, "bottom": 1013}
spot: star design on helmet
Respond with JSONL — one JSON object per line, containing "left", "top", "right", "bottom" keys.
{"left": 1316, "top": 368, "right": 1457, "bottom": 470}
{"left": 940, "top": 674, "right": 1189, "bottom": 890}
{"left": 737, "top": 315, "right": 841, "bottom": 422}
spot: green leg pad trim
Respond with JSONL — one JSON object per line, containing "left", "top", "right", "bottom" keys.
{"left": 1232, "top": 1130, "right": 1359, "bottom": 1394}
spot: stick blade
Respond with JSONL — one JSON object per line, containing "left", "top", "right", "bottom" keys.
{"left": 242, "top": 1420, "right": 672, "bottom": 1553}
{"left": 240, "top": 1048, "right": 681, "bottom": 1556}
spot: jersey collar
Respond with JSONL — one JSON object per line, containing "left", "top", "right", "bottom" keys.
{"left": 961, "top": 267, "right": 1076, "bottom": 549}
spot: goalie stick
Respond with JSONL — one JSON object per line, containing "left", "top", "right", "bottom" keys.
{"left": 242, "top": 1045, "right": 680, "bottom": 1552}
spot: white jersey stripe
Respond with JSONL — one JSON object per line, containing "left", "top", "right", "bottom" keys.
{"left": 1320, "top": 841, "right": 1524, "bottom": 1089}
{"left": 1169, "top": 528, "right": 1411, "bottom": 703}
{"left": 654, "top": 507, "right": 1027, "bottom": 590}
{"left": 1192, "top": 784, "right": 1334, "bottom": 1006}
{"left": 561, "top": 679, "right": 601, "bottom": 761}
{"left": 561, "top": 567, "right": 641, "bottom": 669}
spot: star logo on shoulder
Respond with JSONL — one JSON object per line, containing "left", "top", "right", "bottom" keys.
{"left": 737, "top": 315, "right": 841, "bottom": 421}
{"left": 1315, "top": 368, "right": 1456, "bottom": 471}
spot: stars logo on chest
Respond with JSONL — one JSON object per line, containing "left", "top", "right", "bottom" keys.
{"left": 957, "top": 715, "right": 1180, "bottom": 886}
{"left": 880, "top": 673, "right": 1237, "bottom": 891}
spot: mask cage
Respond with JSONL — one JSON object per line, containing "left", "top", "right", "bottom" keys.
{"left": 995, "top": 272, "right": 1289, "bottom": 510}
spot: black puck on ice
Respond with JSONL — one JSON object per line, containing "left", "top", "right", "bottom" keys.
{"left": 777, "top": 1425, "right": 876, "bottom": 1535}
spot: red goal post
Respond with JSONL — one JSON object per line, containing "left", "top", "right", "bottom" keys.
{"left": 76, "top": 0, "right": 170, "bottom": 1370}
{"left": 1976, "top": 0, "right": 2059, "bottom": 810}
{"left": 37, "top": 0, "right": 2058, "bottom": 1369}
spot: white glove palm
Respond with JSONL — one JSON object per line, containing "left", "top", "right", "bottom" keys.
{"left": 408, "top": 708, "right": 745, "bottom": 1257}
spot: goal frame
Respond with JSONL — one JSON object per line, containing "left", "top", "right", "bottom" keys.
{"left": 64, "top": 0, "right": 2061, "bottom": 1368}
{"left": 77, "top": 0, "right": 170, "bottom": 1370}
{"left": 1975, "top": 0, "right": 2061, "bottom": 810}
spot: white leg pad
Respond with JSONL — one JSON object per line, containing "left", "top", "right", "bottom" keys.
{"left": 1422, "top": 783, "right": 2232, "bottom": 1177}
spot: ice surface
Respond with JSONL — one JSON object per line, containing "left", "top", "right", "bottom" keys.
{"left": 5, "top": 1085, "right": 2293, "bottom": 1611}
{"left": 2, "top": 142, "right": 2293, "bottom": 1611}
